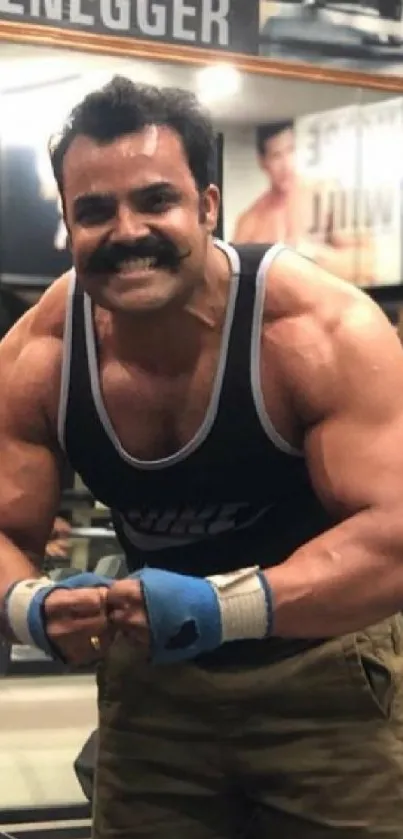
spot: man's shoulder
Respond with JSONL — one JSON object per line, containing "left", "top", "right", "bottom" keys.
{"left": 263, "top": 247, "right": 367, "bottom": 328}
{"left": 0, "top": 272, "right": 74, "bottom": 422}
{"left": 239, "top": 193, "right": 270, "bottom": 222}
{"left": 233, "top": 194, "right": 271, "bottom": 236}
{"left": 260, "top": 249, "right": 395, "bottom": 429}
{"left": 27, "top": 271, "right": 73, "bottom": 341}
{"left": 0, "top": 271, "right": 72, "bottom": 354}
{"left": 260, "top": 246, "right": 381, "bottom": 385}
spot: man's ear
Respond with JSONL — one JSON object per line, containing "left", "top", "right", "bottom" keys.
{"left": 199, "top": 185, "right": 220, "bottom": 233}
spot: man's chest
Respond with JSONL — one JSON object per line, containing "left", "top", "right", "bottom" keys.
{"left": 99, "top": 346, "right": 221, "bottom": 461}
{"left": 251, "top": 197, "right": 312, "bottom": 246}
{"left": 97, "top": 340, "right": 299, "bottom": 461}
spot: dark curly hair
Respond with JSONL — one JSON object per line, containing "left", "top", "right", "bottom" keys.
{"left": 49, "top": 75, "right": 216, "bottom": 196}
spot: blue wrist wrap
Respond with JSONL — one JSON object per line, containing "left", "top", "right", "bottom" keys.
{"left": 135, "top": 568, "right": 222, "bottom": 665}
{"left": 20, "top": 572, "right": 111, "bottom": 658}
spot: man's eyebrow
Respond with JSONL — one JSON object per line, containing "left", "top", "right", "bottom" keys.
{"left": 132, "top": 182, "right": 182, "bottom": 197}
{"left": 73, "top": 192, "right": 115, "bottom": 210}
{"left": 73, "top": 182, "right": 180, "bottom": 208}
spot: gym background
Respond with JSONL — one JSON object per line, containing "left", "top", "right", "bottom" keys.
{"left": 0, "top": 40, "right": 402, "bottom": 839}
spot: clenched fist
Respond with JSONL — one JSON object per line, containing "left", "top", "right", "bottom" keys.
{"left": 44, "top": 585, "right": 112, "bottom": 666}
{"left": 106, "top": 578, "right": 150, "bottom": 653}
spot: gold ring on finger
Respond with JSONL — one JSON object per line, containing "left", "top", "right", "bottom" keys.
{"left": 90, "top": 635, "right": 101, "bottom": 652}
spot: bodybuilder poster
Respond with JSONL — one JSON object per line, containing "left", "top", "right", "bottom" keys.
{"left": 230, "top": 96, "right": 403, "bottom": 287}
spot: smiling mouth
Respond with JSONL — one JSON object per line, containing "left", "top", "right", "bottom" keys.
{"left": 116, "top": 257, "right": 158, "bottom": 275}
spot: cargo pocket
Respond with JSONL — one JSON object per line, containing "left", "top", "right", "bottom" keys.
{"left": 340, "top": 621, "right": 397, "bottom": 721}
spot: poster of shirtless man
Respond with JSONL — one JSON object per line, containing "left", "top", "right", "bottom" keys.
{"left": 232, "top": 99, "right": 403, "bottom": 287}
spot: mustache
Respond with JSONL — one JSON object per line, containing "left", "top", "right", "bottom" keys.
{"left": 86, "top": 236, "right": 190, "bottom": 275}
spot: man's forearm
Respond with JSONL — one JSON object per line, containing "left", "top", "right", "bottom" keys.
{"left": 265, "top": 505, "right": 403, "bottom": 637}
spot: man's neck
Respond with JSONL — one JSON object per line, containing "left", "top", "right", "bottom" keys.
{"left": 266, "top": 186, "right": 290, "bottom": 205}
{"left": 104, "top": 242, "right": 232, "bottom": 374}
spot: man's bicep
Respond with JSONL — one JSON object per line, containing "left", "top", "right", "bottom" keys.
{"left": 0, "top": 330, "right": 63, "bottom": 558}
{"left": 304, "top": 410, "right": 403, "bottom": 519}
{"left": 302, "top": 300, "right": 403, "bottom": 517}
{"left": 0, "top": 428, "right": 62, "bottom": 557}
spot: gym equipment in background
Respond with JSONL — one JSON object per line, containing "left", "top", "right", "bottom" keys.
{"left": 259, "top": 0, "right": 403, "bottom": 67}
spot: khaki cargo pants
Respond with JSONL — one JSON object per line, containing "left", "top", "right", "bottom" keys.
{"left": 93, "top": 617, "right": 403, "bottom": 838}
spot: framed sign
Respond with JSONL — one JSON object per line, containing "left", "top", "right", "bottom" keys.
{"left": 2, "top": 0, "right": 403, "bottom": 89}
{"left": 0, "top": 1, "right": 258, "bottom": 55}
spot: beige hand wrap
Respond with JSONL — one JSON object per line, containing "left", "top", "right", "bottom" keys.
{"left": 5, "top": 577, "right": 54, "bottom": 646}
{"left": 207, "top": 566, "right": 269, "bottom": 642}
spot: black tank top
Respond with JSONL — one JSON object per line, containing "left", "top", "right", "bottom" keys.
{"left": 59, "top": 241, "right": 334, "bottom": 665}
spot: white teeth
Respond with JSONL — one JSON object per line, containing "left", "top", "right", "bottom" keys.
{"left": 119, "top": 257, "right": 156, "bottom": 272}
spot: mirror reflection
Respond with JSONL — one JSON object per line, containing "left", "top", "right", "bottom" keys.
{"left": 0, "top": 44, "right": 399, "bottom": 294}
{"left": 0, "top": 40, "right": 402, "bottom": 838}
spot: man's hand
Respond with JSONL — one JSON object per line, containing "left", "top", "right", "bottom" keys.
{"left": 44, "top": 586, "right": 111, "bottom": 665}
{"left": 106, "top": 579, "right": 150, "bottom": 653}
{"left": 41, "top": 566, "right": 270, "bottom": 667}
{"left": 45, "top": 516, "right": 72, "bottom": 559}
{"left": 106, "top": 567, "right": 270, "bottom": 665}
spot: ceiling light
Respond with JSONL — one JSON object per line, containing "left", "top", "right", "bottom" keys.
{"left": 196, "top": 64, "right": 241, "bottom": 104}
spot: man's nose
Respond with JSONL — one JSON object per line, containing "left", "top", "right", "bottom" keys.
{"left": 111, "top": 204, "right": 149, "bottom": 241}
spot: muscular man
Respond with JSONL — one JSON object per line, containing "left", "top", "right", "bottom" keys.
{"left": 1, "top": 77, "right": 403, "bottom": 838}
{"left": 233, "top": 121, "right": 376, "bottom": 285}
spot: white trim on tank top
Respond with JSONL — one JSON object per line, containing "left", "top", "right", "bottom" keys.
{"left": 57, "top": 240, "right": 303, "bottom": 463}
{"left": 84, "top": 238, "right": 240, "bottom": 470}
{"left": 251, "top": 244, "right": 303, "bottom": 457}
{"left": 57, "top": 269, "right": 76, "bottom": 452}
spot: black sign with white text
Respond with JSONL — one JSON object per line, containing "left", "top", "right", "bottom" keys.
{"left": 0, "top": 0, "right": 259, "bottom": 54}
{"left": 3, "top": 1, "right": 403, "bottom": 79}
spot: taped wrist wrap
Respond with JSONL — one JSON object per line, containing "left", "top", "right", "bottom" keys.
{"left": 3, "top": 577, "right": 54, "bottom": 647}
{"left": 3, "top": 572, "right": 112, "bottom": 657}
{"left": 207, "top": 566, "right": 273, "bottom": 642}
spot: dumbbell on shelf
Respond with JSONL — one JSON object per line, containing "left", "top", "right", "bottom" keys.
{"left": 69, "top": 527, "right": 116, "bottom": 539}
